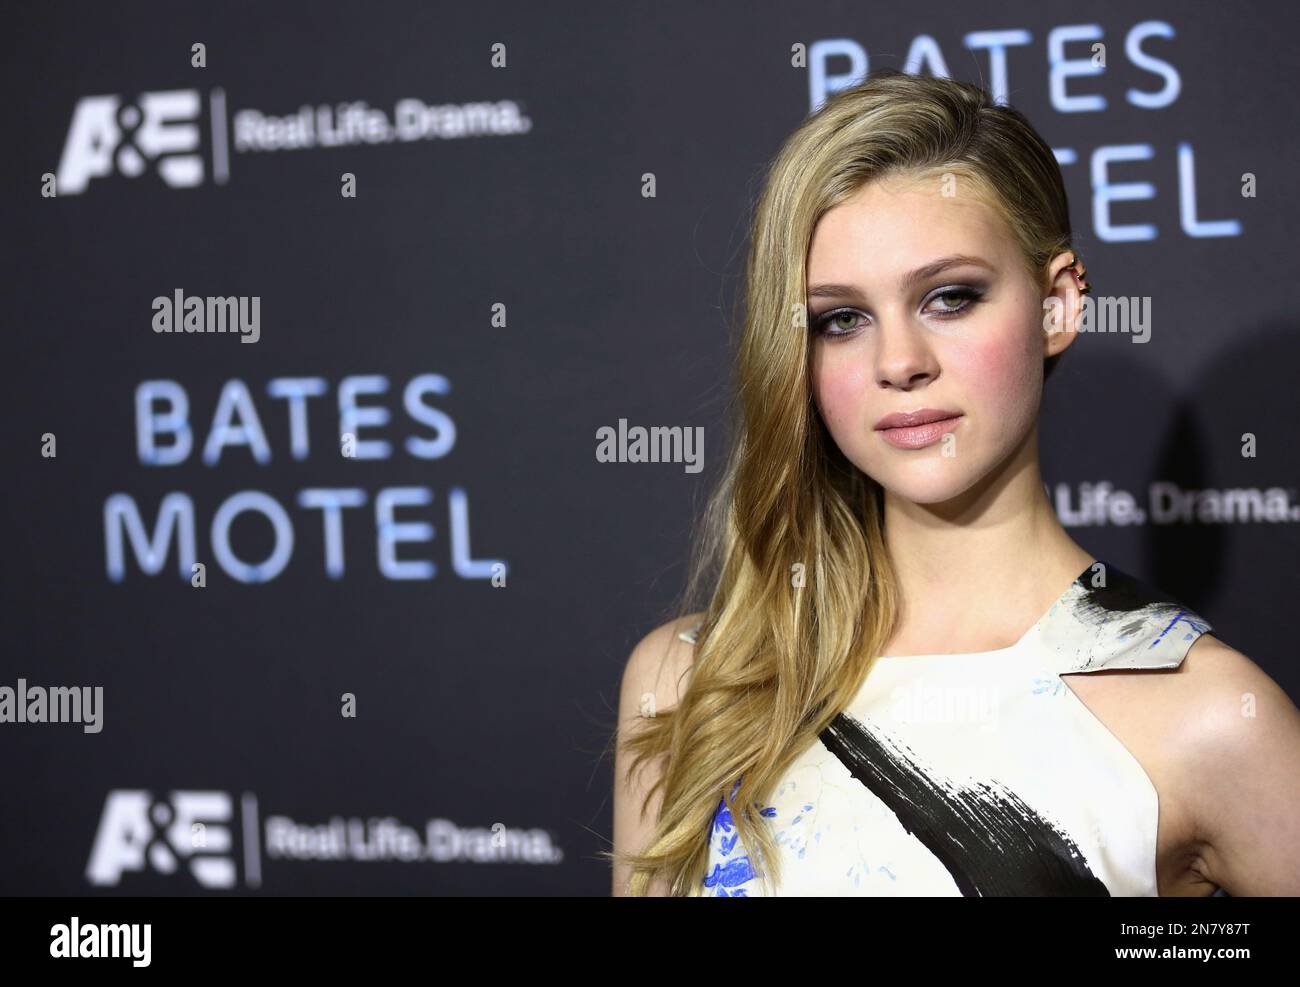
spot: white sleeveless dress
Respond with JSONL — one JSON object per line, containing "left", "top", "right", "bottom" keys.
{"left": 682, "top": 560, "right": 1213, "bottom": 897}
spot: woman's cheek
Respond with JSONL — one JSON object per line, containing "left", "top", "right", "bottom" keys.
{"left": 813, "top": 355, "right": 867, "bottom": 435}
{"left": 956, "top": 328, "right": 1040, "bottom": 420}
{"left": 815, "top": 359, "right": 889, "bottom": 476}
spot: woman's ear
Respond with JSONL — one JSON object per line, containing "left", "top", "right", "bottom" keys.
{"left": 1041, "top": 250, "right": 1089, "bottom": 360}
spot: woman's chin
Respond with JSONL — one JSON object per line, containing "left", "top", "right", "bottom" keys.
{"left": 872, "top": 468, "right": 983, "bottom": 507}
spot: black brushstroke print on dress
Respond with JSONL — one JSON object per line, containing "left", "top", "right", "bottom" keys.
{"left": 819, "top": 713, "right": 1110, "bottom": 896}
{"left": 1073, "top": 567, "right": 1186, "bottom": 645}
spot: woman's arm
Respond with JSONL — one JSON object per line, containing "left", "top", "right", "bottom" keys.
{"left": 611, "top": 615, "right": 701, "bottom": 896}
{"left": 1178, "top": 634, "right": 1300, "bottom": 894}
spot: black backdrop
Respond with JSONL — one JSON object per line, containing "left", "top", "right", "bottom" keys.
{"left": 2, "top": 0, "right": 1297, "bottom": 895}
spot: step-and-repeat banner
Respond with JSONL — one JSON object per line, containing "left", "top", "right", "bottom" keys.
{"left": 2, "top": 1, "right": 1296, "bottom": 894}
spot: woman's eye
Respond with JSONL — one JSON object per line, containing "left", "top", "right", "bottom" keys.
{"left": 813, "top": 310, "right": 865, "bottom": 336}
{"left": 829, "top": 311, "right": 862, "bottom": 332}
{"left": 924, "top": 287, "right": 981, "bottom": 316}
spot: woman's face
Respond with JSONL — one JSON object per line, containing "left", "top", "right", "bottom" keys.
{"left": 807, "top": 174, "right": 1065, "bottom": 506}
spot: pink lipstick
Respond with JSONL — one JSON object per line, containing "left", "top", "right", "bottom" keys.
{"left": 874, "top": 408, "right": 963, "bottom": 449}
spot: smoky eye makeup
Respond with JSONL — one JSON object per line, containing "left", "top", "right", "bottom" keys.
{"left": 809, "top": 282, "right": 989, "bottom": 337}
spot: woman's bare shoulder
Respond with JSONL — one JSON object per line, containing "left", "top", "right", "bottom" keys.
{"left": 612, "top": 612, "right": 706, "bottom": 896}
{"left": 620, "top": 612, "right": 706, "bottom": 717}
{"left": 1170, "top": 632, "right": 1296, "bottom": 738}
{"left": 1165, "top": 633, "right": 1300, "bottom": 893}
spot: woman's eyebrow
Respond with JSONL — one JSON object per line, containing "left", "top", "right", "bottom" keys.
{"left": 807, "top": 254, "right": 995, "bottom": 300}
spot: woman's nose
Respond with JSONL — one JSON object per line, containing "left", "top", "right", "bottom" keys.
{"left": 873, "top": 318, "right": 939, "bottom": 390}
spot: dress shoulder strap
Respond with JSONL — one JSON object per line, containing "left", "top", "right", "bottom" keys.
{"left": 1037, "top": 561, "right": 1213, "bottom": 675}
{"left": 677, "top": 620, "right": 703, "bottom": 645}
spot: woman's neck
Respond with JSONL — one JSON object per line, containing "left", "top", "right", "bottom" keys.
{"left": 879, "top": 440, "right": 1093, "bottom": 653}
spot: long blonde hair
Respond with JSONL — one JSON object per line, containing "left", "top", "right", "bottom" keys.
{"left": 609, "top": 68, "right": 1076, "bottom": 895}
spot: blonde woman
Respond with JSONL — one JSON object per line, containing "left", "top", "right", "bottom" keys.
{"left": 608, "top": 69, "right": 1300, "bottom": 897}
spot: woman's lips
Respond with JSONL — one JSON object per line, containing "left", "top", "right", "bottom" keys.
{"left": 876, "top": 414, "right": 963, "bottom": 449}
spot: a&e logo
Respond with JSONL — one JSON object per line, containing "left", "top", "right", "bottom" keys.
{"left": 57, "top": 90, "right": 204, "bottom": 194}
{"left": 85, "top": 789, "right": 237, "bottom": 887}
